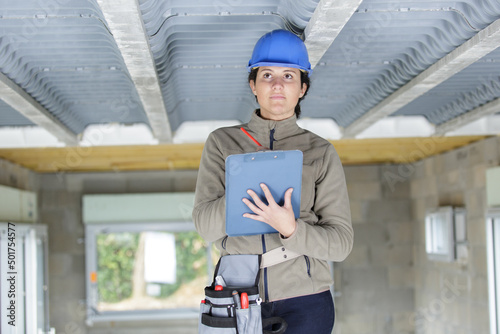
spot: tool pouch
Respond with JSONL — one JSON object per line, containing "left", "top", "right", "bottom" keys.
{"left": 199, "top": 254, "right": 285, "bottom": 334}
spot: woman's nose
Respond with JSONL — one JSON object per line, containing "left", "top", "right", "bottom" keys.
{"left": 272, "top": 78, "right": 284, "bottom": 89}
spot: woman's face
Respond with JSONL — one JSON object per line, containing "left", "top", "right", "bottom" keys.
{"left": 249, "top": 66, "right": 307, "bottom": 121}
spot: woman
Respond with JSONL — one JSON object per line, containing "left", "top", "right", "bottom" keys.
{"left": 193, "top": 29, "right": 353, "bottom": 333}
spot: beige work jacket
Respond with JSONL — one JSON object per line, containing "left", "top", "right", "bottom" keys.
{"left": 193, "top": 111, "right": 353, "bottom": 302}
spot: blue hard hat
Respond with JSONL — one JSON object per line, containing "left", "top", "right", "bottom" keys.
{"left": 247, "top": 29, "right": 312, "bottom": 76}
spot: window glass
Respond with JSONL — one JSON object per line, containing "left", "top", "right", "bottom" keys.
{"left": 36, "top": 235, "right": 48, "bottom": 330}
{"left": 0, "top": 223, "right": 49, "bottom": 334}
{"left": 487, "top": 211, "right": 500, "bottom": 334}
{"left": 95, "top": 230, "right": 214, "bottom": 312}
{"left": 493, "top": 217, "right": 500, "bottom": 331}
{"left": 427, "top": 212, "right": 449, "bottom": 254}
{"left": 425, "top": 207, "right": 454, "bottom": 262}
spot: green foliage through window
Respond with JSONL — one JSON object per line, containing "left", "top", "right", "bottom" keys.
{"left": 96, "top": 231, "right": 209, "bottom": 304}
{"left": 97, "top": 232, "right": 139, "bottom": 303}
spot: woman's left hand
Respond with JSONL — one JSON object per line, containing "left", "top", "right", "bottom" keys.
{"left": 242, "top": 183, "right": 297, "bottom": 238}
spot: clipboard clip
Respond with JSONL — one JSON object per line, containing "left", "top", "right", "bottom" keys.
{"left": 244, "top": 151, "right": 285, "bottom": 162}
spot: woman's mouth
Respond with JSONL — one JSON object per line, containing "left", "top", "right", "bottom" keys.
{"left": 271, "top": 95, "right": 285, "bottom": 100}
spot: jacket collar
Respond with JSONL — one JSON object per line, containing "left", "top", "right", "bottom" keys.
{"left": 247, "top": 110, "right": 301, "bottom": 140}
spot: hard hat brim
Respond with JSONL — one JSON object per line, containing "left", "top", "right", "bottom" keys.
{"left": 247, "top": 62, "right": 313, "bottom": 76}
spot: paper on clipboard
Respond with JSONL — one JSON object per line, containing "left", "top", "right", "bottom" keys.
{"left": 225, "top": 150, "right": 303, "bottom": 237}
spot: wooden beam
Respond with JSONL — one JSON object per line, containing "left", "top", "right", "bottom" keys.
{"left": 0, "top": 136, "right": 489, "bottom": 173}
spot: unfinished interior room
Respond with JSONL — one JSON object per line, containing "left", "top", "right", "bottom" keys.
{"left": 1, "top": 0, "right": 500, "bottom": 333}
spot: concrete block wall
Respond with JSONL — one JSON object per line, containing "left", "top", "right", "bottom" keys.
{"left": 39, "top": 172, "right": 88, "bottom": 334}
{"left": 333, "top": 165, "right": 415, "bottom": 334}
{"left": 409, "top": 136, "right": 500, "bottom": 334}
{"left": 0, "top": 158, "right": 38, "bottom": 191}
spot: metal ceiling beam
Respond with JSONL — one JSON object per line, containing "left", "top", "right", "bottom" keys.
{"left": 434, "top": 97, "right": 500, "bottom": 135}
{"left": 304, "top": 0, "right": 363, "bottom": 68}
{"left": 0, "top": 72, "right": 78, "bottom": 145}
{"left": 96, "top": 0, "right": 173, "bottom": 143}
{"left": 343, "top": 18, "right": 500, "bottom": 138}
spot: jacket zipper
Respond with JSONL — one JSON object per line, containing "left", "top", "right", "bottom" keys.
{"left": 261, "top": 235, "right": 269, "bottom": 302}
{"left": 269, "top": 128, "right": 275, "bottom": 150}
{"left": 262, "top": 129, "right": 275, "bottom": 302}
{"left": 304, "top": 255, "right": 311, "bottom": 277}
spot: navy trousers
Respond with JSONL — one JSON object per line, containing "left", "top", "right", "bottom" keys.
{"left": 261, "top": 290, "right": 335, "bottom": 334}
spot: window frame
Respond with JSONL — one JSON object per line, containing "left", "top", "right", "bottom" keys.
{"left": 425, "top": 206, "right": 466, "bottom": 263}
{"left": 487, "top": 209, "right": 500, "bottom": 334}
{"left": 0, "top": 222, "right": 50, "bottom": 334}
{"left": 425, "top": 207, "right": 456, "bottom": 262}
{"left": 85, "top": 221, "right": 213, "bottom": 325}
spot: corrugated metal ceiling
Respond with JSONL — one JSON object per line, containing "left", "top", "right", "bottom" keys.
{"left": 0, "top": 0, "right": 149, "bottom": 135}
{"left": 395, "top": 46, "right": 500, "bottom": 124}
{"left": 304, "top": 0, "right": 500, "bottom": 127}
{"left": 139, "top": 0, "right": 320, "bottom": 128}
{"left": 0, "top": 0, "right": 499, "bottom": 145}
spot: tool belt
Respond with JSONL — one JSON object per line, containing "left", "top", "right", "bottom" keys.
{"left": 199, "top": 247, "right": 300, "bottom": 334}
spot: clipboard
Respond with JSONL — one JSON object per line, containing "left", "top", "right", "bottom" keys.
{"left": 225, "top": 150, "right": 303, "bottom": 237}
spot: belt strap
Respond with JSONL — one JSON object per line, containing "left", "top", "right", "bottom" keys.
{"left": 260, "top": 247, "right": 302, "bottom": 269}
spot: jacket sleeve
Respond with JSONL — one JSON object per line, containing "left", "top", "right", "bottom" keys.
{"left": 281, "top": 144, "right": 353, "bottom": 262}
{"left": 192, "top": 132, "right": 227, "bottom": 242}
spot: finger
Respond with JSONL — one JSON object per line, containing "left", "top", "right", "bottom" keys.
{"left": 242, "top": 197, "right": 263, "bottom": 215}
{"left": 242, "top": 212, "right": 266, "bottom": 222}
{"left": 260, "top": 183, "right": 277, "bottom": 206}
{"left": 241, "top": 198, "right": 267, "bottom": 222}
{"left": 283, "top": 188, "right": 294, "bottom": 209}
{"left": 246, "top": 189, "right": 266, "bottom": 208}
